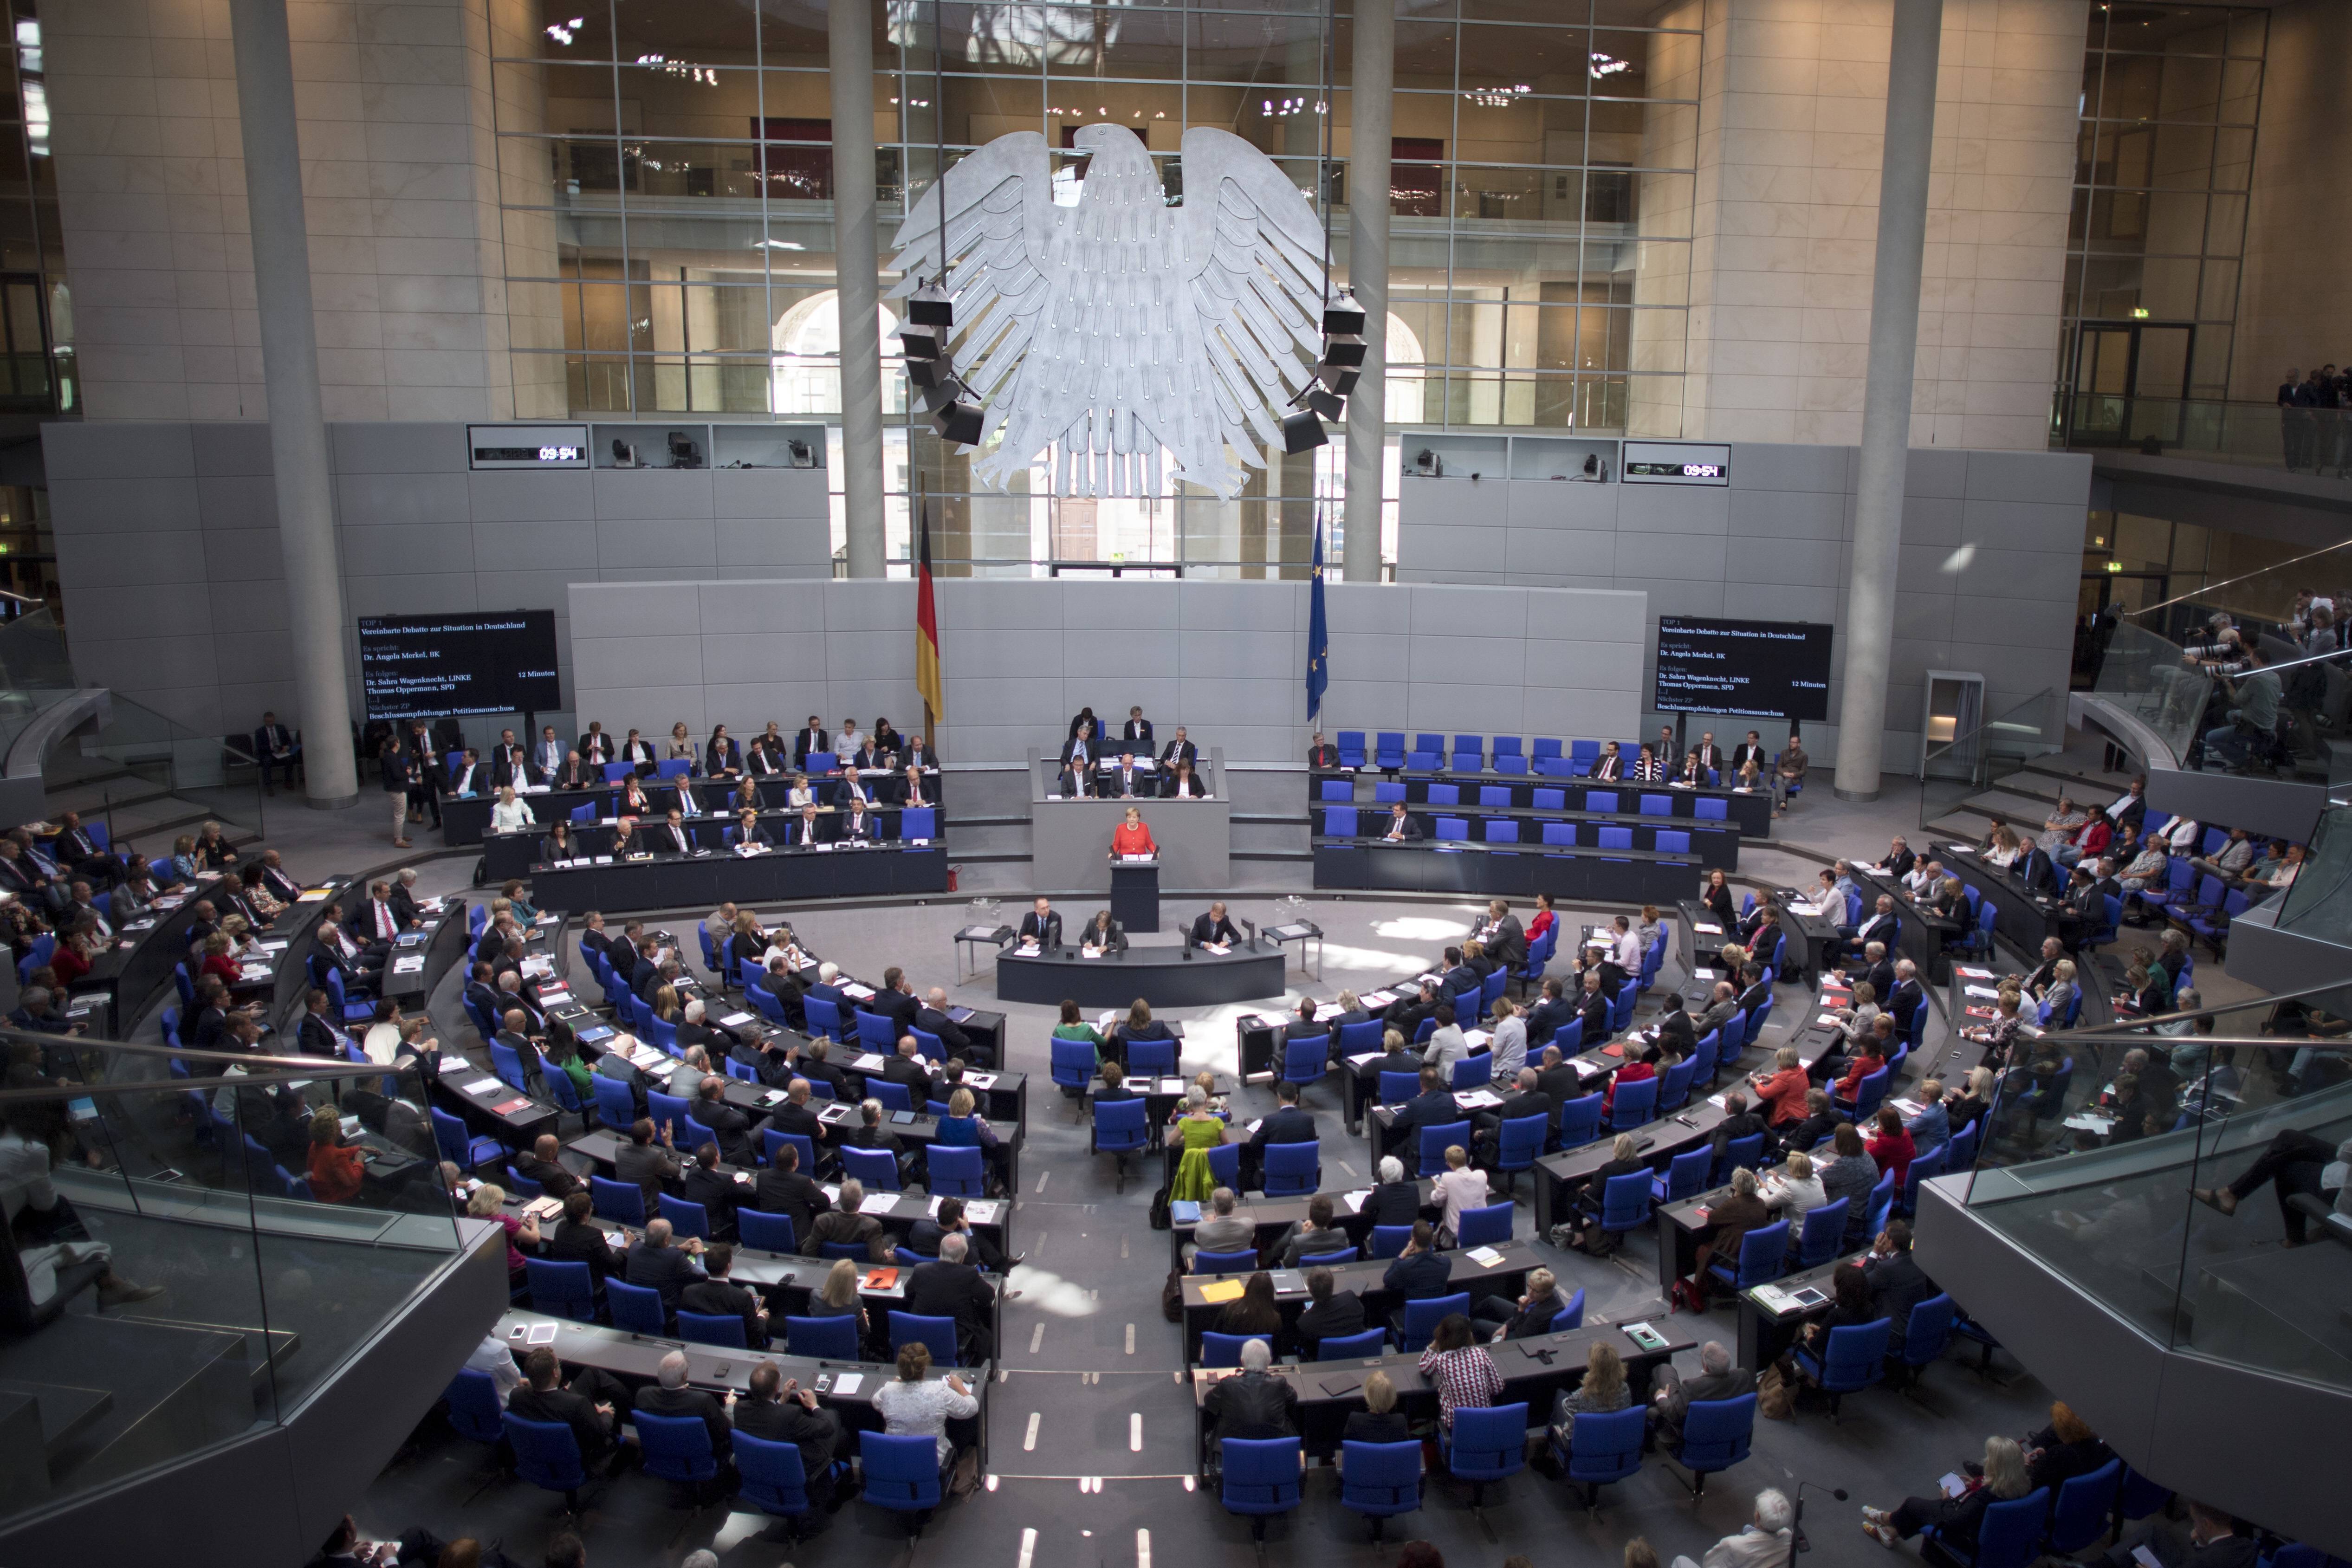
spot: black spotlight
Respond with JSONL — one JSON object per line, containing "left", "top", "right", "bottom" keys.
{"left": 933, "top": 397, "right": 984, "bottom": 446}
{"left": 906, "top": 347, "right": 957, "bottom": 390}
{"left": 1316, "top": 362, "right": 1361, "bottom": 397}
{"left": 1323, "top": 296, "right": 1367, "bottom": 337}
{"left": 907, "top": 283, "right": 955, "bottom": 327}
{"left": 1281, "top": 406, "right": 1327, "bottom": 454}
{"left": 1302, "top": 386, "right": 1344, "bottom": 422}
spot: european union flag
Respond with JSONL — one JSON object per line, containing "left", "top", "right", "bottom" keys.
{"left": 1307, "top": 512, "right": 1329, "bottom": 723}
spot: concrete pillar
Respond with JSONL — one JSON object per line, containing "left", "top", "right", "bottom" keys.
{"left": 228, "top": 0, "right": 357, "bottom": 807}
{"left": 1833, "top": 0, "right": 1943, "bottom": 803}
{"left": 1342, "top": 0, "right": 1393, "bottom": 584}
{"left": 831, "top": 0, "right": 887, "bottom": 578}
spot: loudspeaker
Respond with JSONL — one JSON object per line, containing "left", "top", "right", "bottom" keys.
{"left": 1323, "top": 297, "right": 1367, "bottom": 337}
{"left": 907, "top": 283, "right": 955, "bottom": 327}
{"left": 1280, "top": 408, "right": 1328, "bottom": 454}
{"left": 933, "top": 398, "right": 984, "bottom": 445}
{"left": 1321, "top": 333, "right": 1367, "bottom": 367}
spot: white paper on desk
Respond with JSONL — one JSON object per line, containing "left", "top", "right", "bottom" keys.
{"left": 1956, "top": 965, "right": 1995, "bottom": 980}
{"left": 842, "top": 983, "right": 876, "bottom": 1001}
{"left": 528, "top": 1321, "right": 559, "bottom": 1345}
{"left": 464, "top": 1077, "right": 501, "bottom": 1094}
{"left": 1693, "top": 922, "right": 1723, "bottom": 935}
{"left": 593, "top": 855, "right": 614, "bottom": 865}
{"left": 719, "top": 1011, "right": 754, "bottom": 1028}
{"left": 1708, "top": 1093, "right": 1728, "bottom": 1108}
{"left": 1205, "top": 943, "right": 1231, "bottom": 956}
{"left": 258, "top": 940, "right": 290, "bottom": 953}
{"left": 392, "top": 956, "right": 426, "bottom": 974}
{"left": 1156, "top": 1076, "right": 1185, "bottom": 1095}
{"left": 1464, "top": 1245, "right": 1506, "bottom": 1267}
{"left": 829, "top": 1372, "right": 865, "bottom": 1396}
{"left": 1963, "top": 984, "right": 2002, "bottom": 1000}
{"left": 967, "top": 1073, "right": 998, "bottom": 1089}
{"left": 1080, "top": 947, "right": 1102, "bottom": 959}
{"left": 924, "top": 1196, "right": 942, "bottom": 1217}
{"left": 821, "top": 1183, "right": 842, "bottom": 1202}
{"left": 1361, "top": 991, "right": 1396, "bottom": 1008}
{"left": 859, "top": 1193, "right": 898, "bottom": 1215}
{"left": 1788, "top": 902, "right": 1822, "bottom": 917}
{"left": 853, "top": 1053, "right": 887, "bottom": 1071}
{"left": 1464, "top": 1030, "right": 1492, "bottom": 1048}
{"left": 965, "top": 1200, "right": 1002, "bottom": 1225}
{"left": 1816, "top": 1013, "right": 1843, "bottom": 1029}
{"left": 1346, "top": 1052, "right": 1381, "bottom": 1067}
{"left": 1246, "top": 1118, "right": 1263, "bottom": 1134}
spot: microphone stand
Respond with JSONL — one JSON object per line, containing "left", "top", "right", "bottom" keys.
{"left": 1791, "top": 1479, "right": 1848, "bottom": 1562}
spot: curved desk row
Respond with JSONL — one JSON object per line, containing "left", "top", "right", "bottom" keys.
{"left": 995, "top": 941, "right": 1285, "bottom": 1009}
{"left": 442, "top": 768, "right": 945, "bottom": 847}
{"left": 482, "top": 805, "right": 942, "bottom": 882}
{"left": 1311, "top": 766, "right": 1773, "bottom": 839}
{"left": 526, "top": 844, "right": 948, "bottom": 914}
{"left": 1313, "top": 839, "right": 1698, "bottom": 903}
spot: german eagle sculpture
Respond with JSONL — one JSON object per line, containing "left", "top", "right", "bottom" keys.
{"left": 886, "top": 123, "right": 1327, "bottom": 501}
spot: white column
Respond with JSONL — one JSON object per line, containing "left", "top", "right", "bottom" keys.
{"left": 1342, "top": 0, "right": 1393, "bottom": 585}
{"left": 831, "top": 0, "right": 887, "bottom": 578}
{"left": 1833, "top": 0, "right": 1943, "bottom": 802}
{"left": 228, "top": 0, "right": 357, "bottom": 807}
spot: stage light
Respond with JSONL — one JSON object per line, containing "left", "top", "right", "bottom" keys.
{"left": 1281, "top": 408, "right": 1327, "bottom": 454}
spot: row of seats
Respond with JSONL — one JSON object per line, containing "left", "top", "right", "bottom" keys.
{"left": 1320, "top": 810, "right": 1697, "bottom": 852}
{"left": 1332, "top": 732, "right": 1766, "bottom": 777}
{"left": 1322, "top": 781, "right": 1737, "bottom": 819}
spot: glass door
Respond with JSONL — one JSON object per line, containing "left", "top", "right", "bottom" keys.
{"left": 2067, "top": 321, "right": 2194, "bottom": 447}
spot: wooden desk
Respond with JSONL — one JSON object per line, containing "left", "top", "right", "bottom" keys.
{"left": 1734, "top": 1252, "right": 1867, "bottom": 1367}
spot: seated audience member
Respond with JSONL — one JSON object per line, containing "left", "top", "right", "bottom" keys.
{"left": 1291, "top": 1265, "right": 1367, "bottom": 1357}
{"left": 871, "top": 1341, "right": 980, "bottom": 1475}
{"left": 2193, "top": 1128, "right": 2351, "bottom": 1246}
{"left": 1648, "top": 1339, "right": 1756, "bottom": 1449}
{"left": 1671, "top": 1488, "right": 1794, "bottom": 1568}
{"left": 1201, "top": 1336, "right": 1299, "bottom": 1453}
{"left": 1862, "top": 1436, "right": 2035, "bottom": 1550}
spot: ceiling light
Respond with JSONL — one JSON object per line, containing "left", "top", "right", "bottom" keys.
{"left": 1590, "top": 52, "right": 1632, "bottom": 78}
{"left": 753, "top": 240, "right": 804, "bottom": 251}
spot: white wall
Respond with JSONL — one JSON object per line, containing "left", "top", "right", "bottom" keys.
{"left": 565, "top": 578, "right": 1650, "bottom": 770}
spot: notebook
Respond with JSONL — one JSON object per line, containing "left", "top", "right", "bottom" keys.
{"left": 1196, "top": 1279, "right": 1246, "bottom": 1304}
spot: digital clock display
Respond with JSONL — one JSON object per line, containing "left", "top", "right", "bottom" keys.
{"left": 1621, "top": 441, "right": 1732, "bottom": 486}
{"left": 1627, "top": 460, "right": 1724, "bottom": 479}
{"left": 466, "top": 424, "right": 591, "bottom": 470}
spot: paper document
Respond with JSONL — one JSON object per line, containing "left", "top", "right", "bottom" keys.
{"left": 1196, "top": 1279, "right": 1245, "bottom": 1304}
{"left": 392, "top": 956, "right": 425, "bottom": 973}
{"left": 830, "top": 1373, "right": 864, "bottom": 1396}
{"left": 859, "top": 1193, "right": 899, "bottom": 1215}
{"left": 1345, "top": 1190, "right": 1371, "bottom": 1213}
{"left": 463, "top": 1077, "right": 501, "bottom": 1095}
{"left": 1464, "top": 1245, "right": 1505, "bottom": 1267}
{"left": 1693, "top": 922, "right": 1723, "bottom": 935}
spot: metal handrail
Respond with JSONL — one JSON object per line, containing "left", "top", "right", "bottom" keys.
{"left": 2040, "top": 977, "right": 2350, "bottom": 1042}
{"left": 2121, "top": 536, "right": 2352, "bottom": 621}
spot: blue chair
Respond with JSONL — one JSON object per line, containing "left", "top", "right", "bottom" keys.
{"left": 1200, "top": 1331, "right": 1270, "bottom": 1368}
{"left": 1551, "top": 1287, "right": 1587, "bottom": 1331}
{"left": 842, "top": 1145, "right": 903, "bottom": 1193}
{"left": 1373, "top": 780, "right": 1407, "bottom": 803}
{"left": 1557, "top": 1090, "right": 1604, "bottom": 1151}
{"left": 646, "top": 1015, "right": 679, "bottom": 1054}
{"left": 1322, "top": 807, "right": 1358, "bottom": 837}
{"left": 504, "top": 1413, "right": 592, "bottom": 1514}
{"left": 861, "top": 1431, "right": 946, "bottom": 1539}
{"left": 1597, "top": 1171, "right": 1652, "bottom": 1253}
{"left": 1378, "top": 1070, "right": 1420, "bottom": 1105}
{"left": 1655, "top": 1055, "right": 1697, "bottom": 1113}
{"left": 734, "top": 1431, "right": 828, "bottom": 1546}
{"left": 677, "top": 1310, "right": 748, "bottom": 1348}
{"left": 804, "top": 996, "right": 847, "bottom": 1043}
{"left": 647, "top": 1089, "right": 692, "bottom": 1131}
{"left": 868, "top": 1079, "right": 914, "bottom": 1114}
{"left": 1585, "top": 788, "right": 1618, "bottom": 812}
{"left": 1451, "top": 1053, "right": 1491, "bottom": 1091}
{"left": 1455, "top": 1200, "right": 1513, "bottom": 1248}
{"left": 1711, "top": 1132, "right": 1766, "bottom": 1186}
{"left": 1925, "top": 1488, "right": 2049, "bottom": 1568}
{"left": 1668, "top": 1393, "right": 1758, "bottom": 1499}
{"left": 525, "top": 1257, "right": 596, "bottom": 1321}
{"left": 1192, "top": 1249, "right": 1259, "bottom": 1276}
{"left": 784, "top": 1314, "right": 859, "bottom": 1360}
{"left": 889, "top": 1310, "right": 961, "bottom": 1367}
{"left": 1451, "top": 736, "right": 1483, "bottom": 772}
{"left": 1417, "top": 1118, "right": 1471, "bottom": 1175}
{"left": 1339, "top": 1439, "right": 1424, "bottom": 1541}
{"left": 1542, "top": 821, "right": 1577, "bottom": 848}
{"left": 927, "top": 1144, "right": 985, "bottom": 1198}
{"left": 1050, "top": 1037, "right": 1095, "bottom": 1094}
{"left": 1219, "top": 1437, "right": 1304, "bottom": 1543}
{"left": 1433, "top": 817, "right": 1470, "bottom": 843}
{"left": 1336, "top": 730, "right": 1367, "bottom": 767}
{"left": 2116, "top": 1464, "right": 2171, "bottom": 1531}
{"left": 1899, "top": 1145, "right": 1949, "bottom": 1217}
{"left": 1598, "top": 825, "right": 1634, "bottom": 850}
{"left": 1128, "top": 1036, "right": 1178, "bottom": 1076}
{"left": 1654, "top": 1145, "right": 1711, "bottom": 1204}
{"left": 1375, "top": 731, "right": 1406, "bottom": 769}
{"left": 588, "top": 1173, "right": 648, "bottom": 1228}
{"left": 1491, "top": 1112, "right": 1548, "bottom": 1198}
{"left": 1896, "top": 1292, "right": 1957, "bottom": 1391}
{"left": 1793, "top": 1317, "right": 1893, "bottom": 1420}
{"left": 1656, "top": 829, "right": 1690, "bottom": 854}
{"left": 1708, "top": 1218, "right": 1790, "bottom": 1293}
{"left": 1792, "top": 1198, "right": 1851, "bottom": 1268}
{"left": 607, "top": 1278, "right": 667, "bottom": 1335}
{"left": 1280, "top": 1035, "right": 1328, "bottom": 1089}
{"left": 764, "top": 1127, "right": 818, "bottom": 1173}
{"left": 1262, "top": 1140, "right": 1320, "bottom": 1195}
{"left": 1368, "top": 1225, "right": 1413, "bottom": 1260}
{"left": 1395, "top": 1291, "right": 1469, "bottom": 1352}
{"left": 444, "top": 1367, "right": 506, "bottom": 1444}
{"left": 738, "top": 1208, "right": 797, "bottom": 1253}
{"left": 1408, "top": 733, "right": 1444, "bottom": 771}
{"left": 1209, "top": 1142, "right": 1241, "bottom": 1190}
{"left": 1531, "top": 737, "right": 1564, "bottom": 773}
{"left": 1604, "top": 1075, "right": 1658, "bottom": 1131}
{"left": 855, "top": 1010, "right": 898, "bottom": 1055}
{"left": 1320, "top": 779, "right": 1354, "bottom": 803}
{"left": 1557, "top": 1405, "right": 1646, "bottom": 1510}
{"left": 1318, "top": 1326, "right": 1391, "bottom": 1360}
{"left": 1442, "top": 1402, "right": 1528, "bottom": 1515}
{"left": 1835, "top": 1064, "right": 1890, "bottom": 1123}
{"left": 431, "top": 1106, "right": 504, "bottom": 1171}
{"left": 894, "top": 1245, "right": 938, "bottom": 1268}
{"left": 657, "top": 1193, "right": 711, "bottom": 1241}
{"left": 1091, "top": 1096, "right": 1149, "bottom": 1187}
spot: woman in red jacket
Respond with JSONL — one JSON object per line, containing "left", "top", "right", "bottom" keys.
{"left": 1866, "top": 1104, "right": 1916, "bottom": 1190}
{"left": 305, "top": 1110, "right": 368, "bottom": 1204}
{"left": 1108, "top": 805, "right": 1158, "bottom": 860}
{"left": 1749, "top": 1045, "right": 1811, "bottom": 1127}
{"left": 1600, "top": 1041, "right": 1658, "bottom": 1121}
{"left": 1525, "top": 891, "right": 1556, "bottom": 947}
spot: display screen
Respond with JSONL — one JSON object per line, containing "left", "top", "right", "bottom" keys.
{"left": 358, "top": 611, "right": 563, "bottom": 719}
{"left": 1652, "top": 615, "right": 1833, "bottom": 721}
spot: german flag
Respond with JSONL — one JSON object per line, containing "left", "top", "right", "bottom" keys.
{"left": 914, "top": 503, "right": 944, "bottom": 726}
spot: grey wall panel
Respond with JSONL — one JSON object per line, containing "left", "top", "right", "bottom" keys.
{"left": 332, "top": 421, "right": 464, "bottom": 473}
{"left": 569, "top": 579, "right": 1648, "bottom": 769}
{"left": 49, "top": 474, "right": 202, "bottom": 531}
{"left": 197, "top": 473, "right": 279, "bottom": 527}
{"left": 336, "top": 468, "right": 471, "bottom": 526}
{"left": 340, "top": 522, "right": 477, "bottom": 577}
{"left": 43, "top": 420, "right": 195, "bottom": 479}
{"left": 593, "top": 469, "right": 715, "bottom": 520}
{"left": 469, "top": 469, "right": 594, "bottom": 521}
{"left": 1730, "top": 442, "right": 1847, "bottom": 492}
{"left": 190, "top": 421, "right": 275, "bottom": 477}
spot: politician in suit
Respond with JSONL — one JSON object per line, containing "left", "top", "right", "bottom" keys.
{"left": 787, "top": 805, "right": 829, "bottom": 847}
{"left": 1120, "top": 707, "right": 1154, "bottom": 750}
{"left": 253, "top": 713, "right": 301, "bottom": 794}
{"left": 1191, "top": 903, "right": 1242, "bottom": 947}
{"left": 1590, "top": 743, "right": 1625, "bottom": 780}
{"left": 1307, "top": 732, "right": 1340, "bottom": 769}
{"left": 1017, "top": 898, "right": 1063, "bottom": 950}
{"left": 1076, "top": 909, "right": 1127, "bottom": 954}
{"left": 1108, "top": 755, "right": 1151, "bottom": 798}
{"left": 903, "top": 1234, "right": 997, "bottom": 1361}
{"left": 1375, "top": 803, "right": 1422, "bottom": 842}
{"left": 1159, "top": 728, "right": 1198, "bottom": 770}
{"left": 792, "top": 718, "right": 829, "bottom": 766}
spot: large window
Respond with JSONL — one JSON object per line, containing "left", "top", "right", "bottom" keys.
{"left": 491, "top": 0, "right": 1700, "bottom": 570}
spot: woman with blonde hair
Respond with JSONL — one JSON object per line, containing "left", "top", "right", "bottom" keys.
{"left": 872, "top": 1341, "right": 979, "bottom": 1469}
{"left": 814, "top": 1256, "right": 872, "bottom": 1339}
{"left": 1168, "top": 1084, "right": 1225, "bottom": 1202}
{"left": 1864, "top": 1434, "right": 2031, "bottom": 1549}
{"left": 1551, "top": 1338, "right": 1628, "bottom": 1437}
{"left": 1343, "top": 1369, "right": 1409, "bottom": 1444}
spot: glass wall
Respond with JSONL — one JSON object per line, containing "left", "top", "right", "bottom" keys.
{"left": 2057, "top": 3, "right": 2267, "bottom": 446}
{"left": 490, "top": 0, "right": 1699, "bottom": 570}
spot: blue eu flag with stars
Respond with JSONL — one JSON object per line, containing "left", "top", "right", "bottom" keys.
{"left": 1307, "top": 513, "right": 1329, "bottom": 723}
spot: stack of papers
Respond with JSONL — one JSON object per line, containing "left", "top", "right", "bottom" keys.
{"left": 965, "top": 1200, "right": 1003, "bottom": 1225}
{"left": 859, "top": 1192, "right": 900, "bottom": 1214}
{"left": 830, "top": 1373, "right": 865, "bottom": 1395}
{"left": 1464, "top": 1245, "right": 1506, "bottom": 1267}
{"left": 1343, "top": 1189, "right": 1372, "bottom": 1213}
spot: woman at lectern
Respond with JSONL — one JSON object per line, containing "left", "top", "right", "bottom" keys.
{"left": 1110, "top": 805, "right": 1158, "bottom": 861}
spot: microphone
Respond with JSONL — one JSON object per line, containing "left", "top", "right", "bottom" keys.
{"left": 1790, "top": 1478, "right": 1848, "bottom": 1557}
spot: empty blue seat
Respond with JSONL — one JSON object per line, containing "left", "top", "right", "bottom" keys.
{"left": 505, "top": 1413, "right": 591, "bottom": 1511}
{"left": 1486, "top": 818, "right": 1520, "bottom": 844}
{"left": 1338, "top": 1439, "right": 1423, "bottom": 1541}
{"left": 1639, "top": 794, "right": 1672, "bottom": 816}
{"left": 1336, "top": 731, "right": 1367, "bottom": 767}
{"left": 860, "top": 1430, "right": 943, "bottom": 1536}
{"left": 1426, "top": 783, "right": 1459, "bottom": 805}
{"left": 1219, "top": 1437, "right": 1303, "bottom": 1544}
{"left": 1263, "top": 1140, "right": 1321, "bottom": 1195}
{"left": 1669, "top": 1393, "right": 1758, "bottom": 1499}
{"left": 1542, "top": 822, "right": 1577, "bottom": 847}
{"left": 1396, "top": 1291, "right": 1470, "bottom": 1353}
{"left": 1556, "top": 1405, "right": 1646, "bottom": 1509}
{"left": 1655, "top": 829, "right": 1690, "bottom": 854}
{"left": 1434, "top": 817, "right": 1469, "bottom": 842}
{"left": 1201, "top": 1331, "right": 1271, "bottom": 1368}
{"left": 1322, "top": 807, "right": 1359, "bottom": 837}
{"left": 607, "top": 1277, "right": 667, "bottom": 1335}
{"left": 889, "top": 1310, "right": 960, "bottom": 1367}
{"left": 1597, "top": 825, "right": 1633, "bottom": 850}
{"left": 784, "top": 1314, "right": 859, "bottom": 1359}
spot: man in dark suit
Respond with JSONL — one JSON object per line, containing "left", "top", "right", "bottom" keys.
{"left": 511, "top": 1345, "right": 626, "bottom": 1469}
{"left": 622, "top": 1218, "right": 705, "bottom": 1310}
{"left": 1246, "top": 1079, "right": 1319, "bottom": 1161}
{"left": 837, "top": 802, "right": 879, "bottom": 842}
{"left": 1109, "top": 752, "right": 1149, "bottom": 798}
{"left": 256, "top": 849, "right": 302, "bottom": 905}
{"left": 904, "top": 1231, "right": 997, "bottom": 1361}
{"left": 1861, "top": 1219, "right": 1933, "bottom": 1329}
{"left": 690, "top": 1076, "right": 759, "bottom": 1166}
{"left": 1647, "top": 1339, "right": 1756, "bottom": 1449}
{"left": 1573, "top": 970, "right": 1612, "bottom": 1046}
{"left": 616, "top": 1118, "right": 683, "bottom": 1204}
{"left": 1189, "top": 901, "right": 1242, "bottom": 948}
{"left": 1382, "top": 1223, "right": 1453, "bottom": 1307}
{"left": 1481, "top": 901, "right": 1527, "bottom": 970}
{"left": 514, "top": 1133, "right": 581, "bottom": 1201}
{"left": 1471, "top": 1067, "right": 1549, "bottom": 1157}
{"left": 1120, "top": 706, "right": 1155, "bottom": 751}
{"left": 677, "top": 1142, "right": 742, "bottom": 1241}
{"left": 1291, "top": 1265, "right": 1366, "bottom": 1356}
{"left": 634, "top": 1350, "right": 732, "bottom": 1463}
{"left": 1591, "top": 742, "right": 1625, "bottom": 781}
{"left": 1076, "top": 909, "right": 1126, "bottom": 954}
{"left": 793, "top": 716, "right": 829, "bottom": 766}
{"left": 252, "top": 711, "right": 300, "bottom": 796}
{"left": 295, "top": 987, "right": 340, "bottom": 1058}
{"left": 494, "top": 1012, "right": 545, "bottom": 1090}
{"left": 1884, "top": 962, "right": 1925, "bottom": 1040}
{"left": 1692, "top": 731, "right": 1724, "bottom": 776}
{"left": 1533, "top": 1045, "right": 1583, "bottom": 1107}
{"left": 1848, "top": 895, "right": 1899, "bottom": 962}
{"left": 489, "top": 728, "right": 528, "bottom": 790}
{"left": 868, "top": 968, "right": 921, "bottom": 1034}
{"left": 1729, "top": 731, "right": 1767, "bottom": 772}
{"left": 1387, "top": 1069, "right": 1460, "bottom": 1173}
{"left": 1384, "top": 979, "right": 1443, "bottom": 1043}
{"left": 908, "top": 1193, "right": 1013, "bottom": 1272}
{"left": 880, "top": 1035, "right": 932, "bottom": 1100}
{"left": 1440, "top": 946, "right": 1479, "bottom": 1005}
{"left": 1056, "top": 760, "right": 1097, "bottom": 798}
{"left": 678, "top": 1243, "right": 769, "bottom": 1346}
{"left": 731, "top": 1363, "right": 842, "bottom": 1513}
{"left": 537, "top": 1190, "right": 619, "bottom": 1286}
{"left": 916, "top": 986, "right": 982, "bottom": 1064}
{"left": 1879, "top": 836, "right": 1918, "bottom": 880}
{"left": 752, "top": 1140, "right": 831, "bottom": 1240}
{"left": 1307, "top": 732, "right": 1340, "bottom": 769}
{"left": 2015, "top": 840, "right": 2060, "bottom": 895}
{"left": 577, "top": 722, "right": 613, "bottom": 766}
{"left": 628, "top": 938, "right": 665, "bottom": 1000}
{"left": 657, "top": 808, "right": 696, "bottom": 857}
{"left": 787, "top": 803, "right": 829, "bottom": 846}
{"left": 1017, "top": 897, "right": 1062, "bottom": 950}
{"left": 1376, "top": 802, "right": 1422, "bottom": 842}
{"left": 1524, "top": 978, "right": 1574, "bottom": 1047}
{"left": 355, "top": 879, "right": 406, "bottom": 943}
{"left": 1159, "top": 726, "right": 1197, "bottom": 770}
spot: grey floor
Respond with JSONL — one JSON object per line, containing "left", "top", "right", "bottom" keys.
{"left": 101, "top": 733, "right": 2219, "bottom": 1566}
